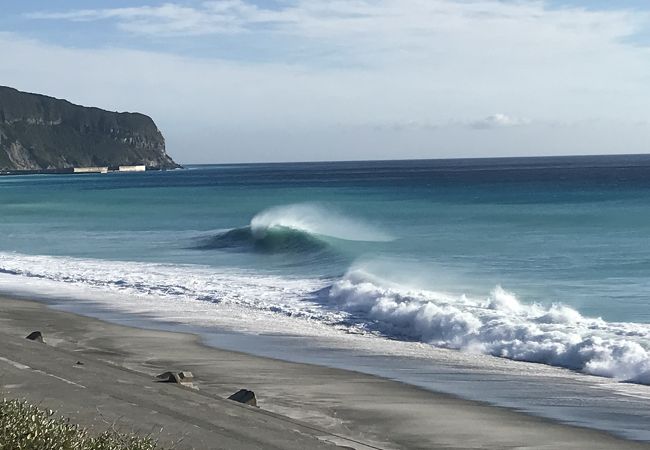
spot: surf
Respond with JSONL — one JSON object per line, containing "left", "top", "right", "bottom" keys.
{"left": 195, "top": 226, "right": 330, "bottom": 254}
{"left": 194, "top": 203, "right": 393, "bottom": 255}
{"left": 326, "top": 266, "right": 650, "bottom": 384}
{"left": 3, "top": 248, "right": 650, "bottom": 386}
{"left": 249, "top": 204, "right": 393, "bottom": 242}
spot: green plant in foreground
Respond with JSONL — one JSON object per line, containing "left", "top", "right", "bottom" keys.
{"left": 0, "top": 398, "right": 162, "bottom": 450}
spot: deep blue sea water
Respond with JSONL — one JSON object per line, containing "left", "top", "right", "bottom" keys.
{"left": 2, "top": 155, "right": 650, "bottom": 438}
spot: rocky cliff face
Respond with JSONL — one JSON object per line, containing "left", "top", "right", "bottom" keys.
{"left": 0, "top": 86, "right": 179, "bottom": 170}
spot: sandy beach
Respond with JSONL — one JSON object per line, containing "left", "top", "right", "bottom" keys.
{"left": 0, "top": 296, "right": 647, "bottom": 450}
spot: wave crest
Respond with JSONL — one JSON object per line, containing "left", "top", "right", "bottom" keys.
{"left": 250, "top": 204, "right": 393, "bottom": 242}
{"left": 328, "top": 269, "right": 650, "bottom": 383}
{"left": 196, "top": 203, "right": 393, "bottom": 254}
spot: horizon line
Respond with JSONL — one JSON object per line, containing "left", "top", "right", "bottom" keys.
{"left": 177, "top": 152, "right": 650, "bottom": 167}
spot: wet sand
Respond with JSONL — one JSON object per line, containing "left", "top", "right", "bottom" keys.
{"left": 0, "top": 296, "right": 647, "bottom": 450}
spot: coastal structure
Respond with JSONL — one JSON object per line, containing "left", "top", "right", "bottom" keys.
{"left": 1, "top": 164, "right": 153, "bottom": 176}
{"left": 118, "top": 165, "right": 146, "bottom": 172}
{"left": 73, "top": 166, "right": 109, "bottom": 174}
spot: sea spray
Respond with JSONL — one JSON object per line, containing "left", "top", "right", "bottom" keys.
{"left": 194, "top": 204, "right": 393, "bottom": 255}
{"left": 2, "top": 249, "right": 650, "bottom": 384}
{"left": 250, "top": 204, "right": 394, "bottom": 242}
{"left": 328, "top": 268, "right": 650, "bottom": 382}
{"left": 0, "top": 251, "right": 331, "bottom": 321}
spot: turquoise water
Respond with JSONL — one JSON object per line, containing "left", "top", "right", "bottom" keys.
{"left": 1, "top": 155, "right": 650, "bottom": 386}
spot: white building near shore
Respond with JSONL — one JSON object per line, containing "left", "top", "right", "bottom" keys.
{"left": 118, "top": 165, "right": 146, "bottom": 172}
{"left": 73, "top": 167, "right": 108, "bottom": 174}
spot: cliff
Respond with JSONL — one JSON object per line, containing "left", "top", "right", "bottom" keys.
{"left": 0, "top": 86, "right": 179, "bottom": 171}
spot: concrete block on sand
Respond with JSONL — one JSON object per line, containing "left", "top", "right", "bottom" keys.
{"left": 228, "top": 389, "right": 257, "bottom": 407}
{"left": 156, "top": 371, "right": 195, "bottom": 385}
{"left": 25, "top": 331, "right": 44, "bottom": 343}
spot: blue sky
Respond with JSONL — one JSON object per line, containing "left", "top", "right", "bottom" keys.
{"left": 2, "top": 1, "right": 650, "bottom": 163}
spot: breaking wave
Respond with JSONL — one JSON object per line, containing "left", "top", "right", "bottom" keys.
{"left": 327, "top": 268, "right": 650, "bottom": 384}
{"left": 249, "top": 204, "right": 393, "bottom": 242}
{"left": 1, "top": 250, "right": 650, "bottom": 385}
{"left": 195, "top": 203, "right": 393, "bottom": 254}
{"left": 195, "top": 226, "right": 330, "bottom": 254}
{"left": 0, "top": 251, "right": 332, "bottom": 321}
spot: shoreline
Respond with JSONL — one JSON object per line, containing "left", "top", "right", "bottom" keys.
{"left": 9, "top": 277, "right": 650, "bottom": 442}
{"left": 1, "top": 295, "right": 648, "bottom": 449}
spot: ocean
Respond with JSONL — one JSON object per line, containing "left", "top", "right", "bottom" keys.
{"left": 2, "top": 154, "right": 650, "bottom": 439}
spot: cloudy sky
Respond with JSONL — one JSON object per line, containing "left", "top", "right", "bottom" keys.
{"left": 1, "top": 1, "right": 650, "bottom": 163}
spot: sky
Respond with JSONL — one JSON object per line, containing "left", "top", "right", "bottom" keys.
{"left": 1, "top": 1, "right": 650, "bottom": 163}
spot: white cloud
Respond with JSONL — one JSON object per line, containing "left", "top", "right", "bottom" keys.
{"left": 361, "top": 114, "right": 533, "bottom": 131}
{"left": 26, "top": 1, "right": 268, "bottom": 36}
{"left": 26, "top": 1, "right": 647, "bottom": 42}
{"left": 7, "top": 1, "right": 650, "bottom": 162}
{"left": 28, "top": 3, "right": 248, "bottom": 36}
{"left": 469, "top": 114, "right": 531, "bottom": 130}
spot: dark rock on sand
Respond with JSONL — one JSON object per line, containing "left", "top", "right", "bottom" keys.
{"left": 25, "top": 331, "right": 43, "bottom": 343}
{"left": 156, "top": 371, "right": 194, "bottom": 384}
{"left": 228, "top": 389, "right": 257, "bottom": 407}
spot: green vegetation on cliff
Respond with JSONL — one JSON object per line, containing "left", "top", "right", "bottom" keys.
{"left": 0, "top": 86, "right": 179, "bottom": 171}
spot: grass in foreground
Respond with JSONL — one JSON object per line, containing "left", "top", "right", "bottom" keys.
{"left": 0, "top": 398, "right": 163, "bottom": 450}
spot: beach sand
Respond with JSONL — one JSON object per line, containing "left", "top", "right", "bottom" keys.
{"left": 0, "top": 296, "right": 647, "bottom": 450}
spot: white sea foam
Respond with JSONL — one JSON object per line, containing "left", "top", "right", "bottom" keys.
{"left": 328, "top": 268, "right": 650, "bottom": 383}
{"left": 250, "top": 203, "right": 393, "bottom": 242}
{"left": 1, "top": 251, "right": 649, "bottom": 384}
{"left": 0, "top": 252, "right": 334, "bottom": 323}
